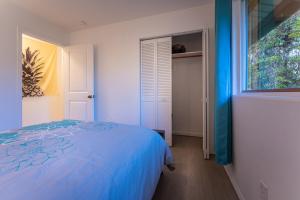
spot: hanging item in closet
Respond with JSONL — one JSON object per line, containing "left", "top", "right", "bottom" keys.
{"left": 172, "top": 44, "right": 186, "bottom": 54}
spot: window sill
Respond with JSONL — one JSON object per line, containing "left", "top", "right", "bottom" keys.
{"left": 243, "top": 88, "right": 300, "bottom": 93}
{"left": 234, "top": 92, "right": 300, "bottom": 102}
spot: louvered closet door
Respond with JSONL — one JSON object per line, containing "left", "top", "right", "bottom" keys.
{"left": 141, "top": 37, "right": 172, "bottom": 145}
{"left": 141, "top": 39, "right": 156, "bottom": 129}
{"left": 156, "top": 37, "right": 172, "bottom": 145}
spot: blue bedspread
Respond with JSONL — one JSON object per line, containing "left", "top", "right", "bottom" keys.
{"left": 0, "top": 120, "right": 173, "bottom": 200}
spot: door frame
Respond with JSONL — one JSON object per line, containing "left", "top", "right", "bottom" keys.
{"left": 17, "top": 26, "right": 65, "bottom": 127}
{"left": 202, "top": 29, "right": 210, "bottom": 159}
{"left": 139, "top": 29, "right": 210, "bottom": 158}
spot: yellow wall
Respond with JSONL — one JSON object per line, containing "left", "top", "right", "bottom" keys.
{"left": 22, "top": 35, "right": 64, "bottom": 125}
{"left": 22, "top": 35, "right": 59, "bottom": 96}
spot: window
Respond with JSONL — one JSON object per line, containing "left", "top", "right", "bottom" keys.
{"left": 246, "top": 0, "right": 300, "bottom": 91}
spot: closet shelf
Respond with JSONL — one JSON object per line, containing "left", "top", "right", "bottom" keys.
{"left": 172, "top": 51, "right": 202, "bottom": 59}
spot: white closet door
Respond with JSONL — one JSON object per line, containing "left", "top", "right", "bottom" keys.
{"left": 156, "top": 37, "right": 172, "bottom": 145}
{"left": 202, "top": 29, "right": 210, "bottom": 159}
{"left": 141, "top": 39, "right": 156, "bottom": 129}
{"left": 140, "top": 37, "right": 172, "bottom": 145}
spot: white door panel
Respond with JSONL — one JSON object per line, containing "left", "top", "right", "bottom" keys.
{"left": 69, "top": 102, "right": 88, "bottom": 121}
{"left": 69, "top": 50, "right": 88, "bottom": 91}
{"left": 141, "top": 39, "right": 157, "bottom": 129}
{"left": 157, "top": 102, "right": 172, "bottom": 144}
{"left": 64, "top": 45, "right": 94, "bottom": 121}
{"left": 141, "top": 101, "right": 156, "bottom": 128}
{"left": 156, "top": 37, "right": 172, "bottom": 145}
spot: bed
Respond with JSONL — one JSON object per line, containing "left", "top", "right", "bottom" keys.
{"left": 0, "top": 120, "right": 173, "bottom": 200}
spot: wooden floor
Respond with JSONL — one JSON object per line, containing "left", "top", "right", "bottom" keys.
{"left": 153, "top": 135, "right": 239, "bottom": 200}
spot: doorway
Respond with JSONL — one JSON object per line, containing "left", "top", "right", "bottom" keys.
{"left": 140, "top": 30, "right": 209, "bottom": 159}
{"left": 21, "top": 34, "right": 64, "bottom": 126}
{"left": 172, "top": 32, "right": 203, "bottom": 138}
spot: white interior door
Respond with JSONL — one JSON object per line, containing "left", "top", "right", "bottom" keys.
{"left": 202, "top": 29, "right": 210, "bottom": 159}
{"left": 63, "top": 44, "right": 94, "bottom": 121}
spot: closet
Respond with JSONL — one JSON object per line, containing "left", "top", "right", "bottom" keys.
{"left": 140, "top": 30, "right": 209, "bottom": 159}
{"left": 172, "top": 33, "right": 203, "bottom": 138}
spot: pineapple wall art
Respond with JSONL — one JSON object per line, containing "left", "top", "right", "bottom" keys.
{"left": 22, "top": 47, "right": 44, "bottom": 97}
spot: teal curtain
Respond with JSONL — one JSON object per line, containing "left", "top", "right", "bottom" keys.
{"left": 215, "top": 0, "right": 232, "bottom": 165}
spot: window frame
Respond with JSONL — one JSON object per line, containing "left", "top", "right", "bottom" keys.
{"left": 241, "top": 0, "right": 300, "bottom": 93}
{"left": 232, "top": 0, "right": 247, "bottom": 95}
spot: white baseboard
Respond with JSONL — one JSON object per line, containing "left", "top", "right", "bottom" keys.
{"left": 224, "top": 166, "right": 246, "bottom": 200}
{"left": 173, "top": 130, "right": 202, "bottom": 137}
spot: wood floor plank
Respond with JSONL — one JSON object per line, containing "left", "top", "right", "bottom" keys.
{"left": 153, "top": 135, "right": 239, "bottom": 200}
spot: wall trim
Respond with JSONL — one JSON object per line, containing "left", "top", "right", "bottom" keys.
{"left": 224, "top": 166, "right": 246, "bottom": 200}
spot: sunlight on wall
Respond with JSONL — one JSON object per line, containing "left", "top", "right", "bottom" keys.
{"left": 22, "top": 35, "right": 59, "bottom": 96}
{"left": 22, "top": 35, "right": 64, "bottom": 126}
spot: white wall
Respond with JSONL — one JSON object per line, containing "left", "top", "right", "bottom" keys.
{"left": 226, "top": 1, "right": 300, "bottom": 199}
{"left": 226, "top": 95, "right": 300, "bottom": 200}
{"left": 70, "top": 3, "right": 215, "bottom": 151}
{"left": 172, "top": 57, "right": 203, "bottom": 137}
{"left": 0, "top": 2, "right": 68, "bottom": 131}
{"left": 22, "top": 96, "right": 62, "bottom": 126}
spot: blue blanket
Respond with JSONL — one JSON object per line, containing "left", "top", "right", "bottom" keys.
{"left": 0, "top": 120, "right": 173, "bottom": 200}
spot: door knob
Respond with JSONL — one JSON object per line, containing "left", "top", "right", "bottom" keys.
{"left": 88, "top": 95, "right": 95, "bottom": 99}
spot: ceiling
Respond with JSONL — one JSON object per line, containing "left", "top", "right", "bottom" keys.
{"left": 10, "top": 0, "right": 211, "bottom": 31}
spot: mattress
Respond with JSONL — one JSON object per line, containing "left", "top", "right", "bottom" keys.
{"left": 0, "top": 120, "right": 173, "bottom": 200}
